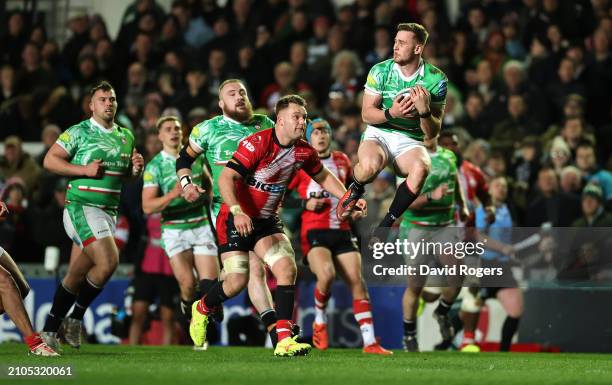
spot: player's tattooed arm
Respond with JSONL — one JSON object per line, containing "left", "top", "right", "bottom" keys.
{"left": 43, "top": 144, "right": 104, "bottom": 178}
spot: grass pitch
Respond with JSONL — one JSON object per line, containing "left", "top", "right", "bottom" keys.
{"left": 1, "top": 344, "right": 610, "bottom": 385}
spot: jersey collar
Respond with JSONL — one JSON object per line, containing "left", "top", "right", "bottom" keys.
{"left": 394, "top": 58, "right": 425, "bottom": 82}
{"left": 89, "top": 117, "right": 116, "bottom": 133}
{"left": 222, "top": 115, "right": 241, "bottom": 125}
{"left": 272, "top": 128, "right": 293, "bottom": 149}
{"left": 161, "top": 150, "right": 178, "bottom": 160}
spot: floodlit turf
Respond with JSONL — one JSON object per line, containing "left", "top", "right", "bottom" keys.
{"left": 0, "top": 343, "right": 610, "bottom": 385}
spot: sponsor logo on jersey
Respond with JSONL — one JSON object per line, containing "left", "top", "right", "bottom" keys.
{"left": 242, "top": 140, "right": 255, "bottom": 152}
{"left": 246, "top": 177, "right": 286, "bottom": 193}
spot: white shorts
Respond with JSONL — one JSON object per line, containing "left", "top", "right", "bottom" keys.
{"left": 63, "top": 205, "right": 116, "bottom": 249}
{"left": 161, "top": 224, "right": 218, "bottom": 258}
{"left": 0, "top": 246, "right": 4, "bottom": 255}
{"left": 362, "top": 125, "right": 424, "bottom": 167}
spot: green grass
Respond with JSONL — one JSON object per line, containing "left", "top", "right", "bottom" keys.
{"left": 0, "top": 344, "right": 610, "bottom": 385}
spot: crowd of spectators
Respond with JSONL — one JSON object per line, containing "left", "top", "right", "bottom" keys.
{"left": 0, "top": 0, "right": 611, "bottom": 275}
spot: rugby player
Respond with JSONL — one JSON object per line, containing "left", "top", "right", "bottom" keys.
{"left": 41, "top": 81, "right": 144, "bottom": 350}
{"left": 186, "top": 95, "right": 366, "bottom": 356}
{"left": 142, "top": 116, "right": 217, "bottom": 349}
{"left": 175, "top": 79, "right": 284, "bottom": 345}
{"left": 288, "top": 118, "right": 391, "bottom": 355}
{"left": 0, "top": 201, "right": 59, "bottom": 356}
{"left": 336, "top": 23, "right": 447, "bottom": 232}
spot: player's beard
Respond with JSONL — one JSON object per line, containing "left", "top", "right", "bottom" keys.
{"left": 225, "top": 100, "right": 253, "bottom": 123}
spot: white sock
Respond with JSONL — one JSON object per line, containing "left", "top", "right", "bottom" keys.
{"left": 314, "top": 307, "right": 327, "bottom": 324}
{"left": 360, "top": 322, "right": 376, "bottom": 346}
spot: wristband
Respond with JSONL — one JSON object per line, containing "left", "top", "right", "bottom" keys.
{"left": 384, "top": 108, "right": 393, "bottom": 121}
{"left": 419, "top": 110, "right": 432, "bottom": 119}
{"left": 180, "top": 175, "right": 192, "bottom": 189}
{"left": 230, "top": 205, "right": 244, "bottom": 216}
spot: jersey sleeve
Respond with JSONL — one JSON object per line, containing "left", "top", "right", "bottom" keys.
{"left": 364, "top": 62, "right": 385, "bottom": 95}
{"left": 142, "top": 161, "right": 160, "bottom": 189}
{"left": 302, "top": 147, "right": 323, "bottom": 177}
{"left": 429, "top": 75, "right": 448, "bottom": 108}
{"left": 188, "top": 121, "right": 209, "bottom": 153}
{"left": 232, "top": 133, "right": 266, "bottom": 173}
{"left": 55, "top": 125, "right": 81, "bottom": 157}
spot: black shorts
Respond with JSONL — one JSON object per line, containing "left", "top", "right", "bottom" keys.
{"left": 217, "top": 211, "right": 285, "bottom": 254}
{"left": 479, "top": 259, "right": 518, "bottom": 299}
{"left": 132, "top": 273, "right": 179, "bottom": 308}
{"left": 304, "top": 229, "right": 359, "bottom": 264}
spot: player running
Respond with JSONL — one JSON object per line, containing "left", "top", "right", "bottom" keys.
{"left": 41, "top": 81, "right": 144, "bottom": 351}
{"left": 399, "top": 136, "right": 468, "bottom": 352}
{"left": 142, "top": 116, "right": 218, "bottom": 349}
{"left": 439, "top": 130, "right": 495, "bottom": 352}
{"left": 175, "top": 79, "right": 284, "bottom": 345}
{"left": 288, "top": 118, "right": 391, "bottom": 355}
{"left": 186, "top": 95, "right": 366, "bottom": 356}
{"left": 0, "top": 201, "right": 59, "bottom": 356}
{"left": 336, "top": 23, "right": 448, "bottom": 233}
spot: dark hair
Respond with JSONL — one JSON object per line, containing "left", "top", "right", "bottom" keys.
{"left": 397, "top": 23, "right": 429, "bottom": 45}
{"left": 89, "top": 80, "right": 114, "bottom": 98}
{"left": 275, "top": 94, "right": 307, "bottom": 115}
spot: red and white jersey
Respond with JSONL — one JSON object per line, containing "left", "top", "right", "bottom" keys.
{"left": 289, "top": 151, "right": 351, "bottom": 232}
{"left": 459, "top": 160, "right": 488, "bottom": 207}
{"left": 231, "top": 128, "right": 323, "bottom": 219}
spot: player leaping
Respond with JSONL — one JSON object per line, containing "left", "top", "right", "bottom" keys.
{"left": 288, "top": 118, "right": 391, "bottom": 355}
{"left": 184, "top": 95, "right": 366, "bottom": 356}
{"left": 336, "top": 23, "right": 447, "bottom": 231}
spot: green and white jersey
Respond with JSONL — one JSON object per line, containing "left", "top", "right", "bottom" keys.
{"left": 401, "top": 147, "right": 457, "bottom": 229}
{"left": 143, "top": 151, "right": 209, "bottom": 230}
{"left": 189, "top": 113, "right": 274, "bottom": 215}
{"left": 57, "top": 118, "right": 135, "bottom": 214}
{"left": 364, "top": 59, "right": 448, "bottom": 141}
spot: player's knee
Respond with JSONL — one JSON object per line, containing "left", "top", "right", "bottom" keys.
{"left": 0, "top": 269, "right": 13, "bottom": 290}
{"left": 315, "top": 261, "right": 335, "bottom": 284}
{"left": 359, "top": 158, "right": 383, "bottom": 179}
{"left": 225, "top": 273, "right": 248, "bottom": 296}
{"left": 272, "top": 257, "right": 297, "bottom": 284}
{"left": 411, "top": 160, "right": 430, "bottom": 182}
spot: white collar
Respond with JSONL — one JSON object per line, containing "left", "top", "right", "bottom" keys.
{"left": 161, "top": 150, "right": 179, "bottom": 160}
{"left": 89, "top": 117, "right": 115, "bottom": 133}
{"left": 222, "top": 115, "right": 241, "bottom": 125}
{"left": 394, "top": 59, "right": 425, "bottom": 82}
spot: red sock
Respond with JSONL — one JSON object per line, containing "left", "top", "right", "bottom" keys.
{"left": 24, "top": 333, "right": 42, "bottom": 349}
{"left": 353, "top": 299, "right": 373, "bottom": 326}
{"left": 314, "top": 287, "right": 330, "bottom": 310}
{"left": 196, "top": 298, "right": 211, "bottom": 315}
{"left": 276, "top": 320, "right": 293, "bottom": 342}
{"left": 353, "top": 299, "right": 376, "bottom": 346}
{"left": 463, "top": 331, "right": 476, "bottom": 344}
